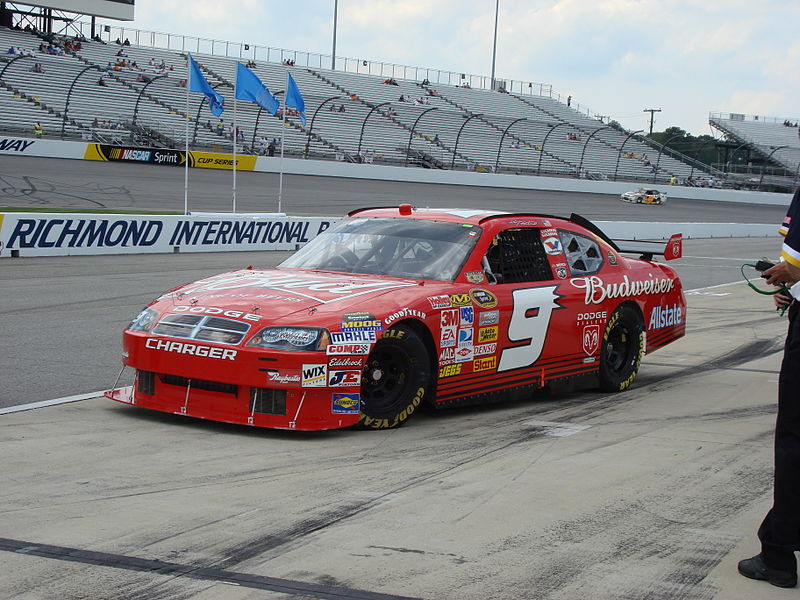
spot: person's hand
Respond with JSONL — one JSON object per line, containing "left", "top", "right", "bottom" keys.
{"left": 764, "top": 260, "right": 800, "bottom": 287}
{"left": 775, "top": 292, "right": 793, "bottom": 309}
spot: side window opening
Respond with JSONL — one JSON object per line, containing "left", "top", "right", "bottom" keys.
{"left": 560, "top": 230, "right": 604, "bottom": 276}
{"left": 485, "top": 229, "right": 553, "bottom": 283}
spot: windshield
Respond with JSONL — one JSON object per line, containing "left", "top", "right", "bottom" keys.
{"left": 281, "top": 217, "right": 481, "bottom": 281}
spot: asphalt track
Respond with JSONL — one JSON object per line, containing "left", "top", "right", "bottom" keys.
{"left": 0, "top": 156, "right": 796, "bottom": 599}
{"left": 0, "top": 154, "right": 788, "bottom": 223}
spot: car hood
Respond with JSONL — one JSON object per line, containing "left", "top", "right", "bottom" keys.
{"left": 150, "top": 267, "right": 424, "bottom": 324}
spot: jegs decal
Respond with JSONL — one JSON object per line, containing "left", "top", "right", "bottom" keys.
{"left": 498, "top": 286, "right": 561, "bottom": 372}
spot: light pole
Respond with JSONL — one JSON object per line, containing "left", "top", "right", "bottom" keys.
{"left": 331, "top": 0, "right": 338, "bottom": 70}
{"left": 490, "top": 0, "right": 499, "bottom": 90}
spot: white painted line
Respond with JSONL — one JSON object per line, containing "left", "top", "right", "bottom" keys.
{"left": 685, "top": 280, "right": 744, "bottom": 293}
{"left": 0, "top": 391, "right": 105, "bottom": 415}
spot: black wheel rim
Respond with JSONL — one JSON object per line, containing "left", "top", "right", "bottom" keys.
{"left": 362, "top": 344, "right": 411, "bottom": 413}
{"left": 605, "top": 323, "right": 632, "bottom": 373}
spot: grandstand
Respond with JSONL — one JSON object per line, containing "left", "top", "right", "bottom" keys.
{"left": 710, "top": 112, "right": 800, "bottom": 188}
{"left": 0, "top": 22, "right": 718, "bottom": 185}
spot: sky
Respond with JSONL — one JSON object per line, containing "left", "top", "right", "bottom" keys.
{"left": 92, "top": 0, "right": 798, "bottom": 136}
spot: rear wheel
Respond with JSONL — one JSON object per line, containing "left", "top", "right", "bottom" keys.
{"left": 598, "top": 305, "right": 645, "bottom": 392}
{"left": 359, "top": 325, "right": 431, "bottom": 429}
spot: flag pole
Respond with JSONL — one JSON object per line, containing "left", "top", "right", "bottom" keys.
{"left": 184, "top": 54, "right": 190, "bottom": 216}
{"left": 278, "top": 71, "right": 287, "bottom": 214}
{"left": 232, "top": 92, "right": 237, "bottom": 213}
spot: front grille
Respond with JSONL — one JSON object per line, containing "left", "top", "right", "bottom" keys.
{"left": 159, "top": 374, "right": 238, "bottom": 395}
{"left": 251, "top": 388, "right": 287, "bottom": 415}
{"left": 137, "top": 370, "right": 155, "bottom": 395}
{"left": 152, "top": 314, "right": 251, "bottom": 345}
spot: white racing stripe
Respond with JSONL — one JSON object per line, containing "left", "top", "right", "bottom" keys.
{"left": 0, "top": 391, "right": 106, "bottom": 415}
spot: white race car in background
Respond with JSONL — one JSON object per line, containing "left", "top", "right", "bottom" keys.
{"left": 620, "top": 188, "right": 667, "bottom": 205}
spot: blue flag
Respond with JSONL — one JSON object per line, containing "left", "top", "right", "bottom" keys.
{"left": 188, "top": 55, "right": 224, "bottom": 117}
{"left": 285, "top": 72, "right": 306, "bottom": 126}
{"left": 235, "top": 63, "right": 279, "bottom": 114}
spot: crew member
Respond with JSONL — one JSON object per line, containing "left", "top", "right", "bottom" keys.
{"left": 739, "top": 187, "right": 800, "bottom": 588}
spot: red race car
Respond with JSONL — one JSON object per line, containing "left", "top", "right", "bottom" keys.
{"left": 107, "top": 205, "right": 685, "bottom": 431}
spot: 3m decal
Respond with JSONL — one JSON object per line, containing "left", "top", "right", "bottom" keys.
{"left": 473, "top": 356, "right": 497, "bottom": 372}
{"left": 328, "top": 370, "right": 361, "bottom": 387}
{"left": 440, "top": 309, "right": 459, "bottom": 348}
{"left": 302, "top": 364, "right": 328, "bottom": 387}
{"left": 438, "top": 363, "right": 462, "bottom": 378}
{"left": 326, "top": 343, "right": 371, "bottom": 355}
{"left": 479, "top": 310, "right": 500, "bottom": 326}
{"left": 478, "top": 326, "right": 498, "bottom": 343}
{"left": 470, "top": 289, "right": 498, "bottom": 309}
{"left": 582, "top": 325, "right": 600, "bottom": 356}
{"left": 571, "top": 275, "right": 675, "bottom": 305}
{"left": 649, "top": 304, "right": 683, "bottom": 330}
{"left": 331, "top": 393, "right": 360, "bottom": 414}
{"left": 330, "top": 330, "right": 376, "bottom": 343}
{"left": 498, "top": 285, "right": 560, "bottom": 372}
{"left": 144, "top": 338, "right": 236, "bottom": 360}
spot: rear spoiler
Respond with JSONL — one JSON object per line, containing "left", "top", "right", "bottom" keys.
{"left": 615, "top": 234, "right": 683, "bottom": 261}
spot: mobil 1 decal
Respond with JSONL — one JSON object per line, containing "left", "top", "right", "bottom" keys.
{"left": 498, "top": 285, "right": 562, "bottom": 372}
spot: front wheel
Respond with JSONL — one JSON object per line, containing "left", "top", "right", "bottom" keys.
{"left": 359, "top": 325, "right": 431, "bottom": 429}
{"left": 598, "top": 305, "right": 645, "bottom": 392}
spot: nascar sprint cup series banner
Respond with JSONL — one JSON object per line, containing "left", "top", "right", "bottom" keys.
{"left": 0, "top": 213, "right": 336, "bottom": 257}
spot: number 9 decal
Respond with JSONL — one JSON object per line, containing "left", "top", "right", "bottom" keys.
{"left": 498, "top": 286, "right": 561, "bottom": 372}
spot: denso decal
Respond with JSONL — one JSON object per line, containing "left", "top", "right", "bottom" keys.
{"left": 330, "top": 330, "right": 377, "bottom": 344}
{"left": 542, "top": 236, "right": 563, "bottom": 256}
{"left": 331, "top": 393, "right": 360, "bottom": 414}
{"left": 571, "top": 275, "right": 675, "bottom": 305}
{"left": 473, "top": 356, "right": 497, "bottom": 372}
{"left": 459, "top": 306, "right": 474, "bottom": 326}
{"left": 326, "top": 343, "right": 371, "bottom": 355}
{"left": 438, "top": 363, "right": 462, "bottom": 378}
{"left": 302, "top": 364, "right": 327, "bottom": 387}
{"left": 474, "top": 343, "right": 497, "bottom": 357}
{"left": 649, "top": 304, "right": 683, "bottom": 330}
{"left": 385, "top": 308, "right": 426, "bottom": 324}
{"left": 144, "top": 338, "right": 236, "bottom": 360}
{"left": 470, "top": 288, "right": 498, "bottom": 309}
{"left": 172, "top": 305, "right": 262, "bottom": 321}
{"left": 479, "top": 310, "right": 500, "bottom": 326}
{"left": 268, "top": 372, "right": 301, "bottom": 384}
{"left": 478, "top": 326, "right": 498, "bottom": 343}
{"left": 427, "top": 295, "right": 452, "bottom": 309}
{"left": 328, "top": 370, "right": 361, "bottom": 387}
{"left": 582, "top": 325, "right": 600, "bottom": 356}
{"left": 168, "top": 272, "right": 416, "bottom": 304}
{"left": 328, "top": 356, "right": 365, "bottom": 367}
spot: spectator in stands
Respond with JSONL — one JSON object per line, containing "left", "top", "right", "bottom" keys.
{"left": 433, "top": 134, "right": 441, "bottom": 144}
{"left": 383, "top": 78, "right": 398, "bottom": 85}
{"left": 115, "top": 38, "right": 122, "bottom": 45}
{"left": 30, "top": 62, "right": 44, "bottom": 73}
{"left": 350, "top": 94, "right": 359, "bottom": 101}
{"left": 123, "top": 38, "right": 131, "bottom": 46}
{"left": 6, "top": 46, "right": 17, "bottom": 54}
{"left": 421, "top": 78, "right": 430, "bottom": 86}
{"left": 387, "top": 107, "right": 397, "bottom": 117}
{"left": 267, "top": 139, "right": 276, "bottom": 157}
{"left": 179, "top": 79, "right": 187, "bottom": 88}
{"left": 257, "top": 136, "right": 268, "bottom": 154}
{"left": 148, "top": 57, "right": 156, "bottom": 66}
{"left": 567, "top": 95, "right": 572, "bottom": 107}
{"left": 399, "top": 94, "right": 405, "bottom": 102}
{"left": 97, "top": 77, "right": 107, "bottom": 86}
{"left": 216, "top": 119, "right": 224, "bottom": 134}
{"left": 33, "top": 122, "right": 43, "bottom": 137}
{"left": 497, "top": 86, "right": 507, "bottom": 93}
{"left": 116, "top": 48, "right": 126, "bottom": 57}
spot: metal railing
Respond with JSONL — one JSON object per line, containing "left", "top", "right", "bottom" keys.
{"left": 709, "top": 111, "right": 800, "bottom": 126}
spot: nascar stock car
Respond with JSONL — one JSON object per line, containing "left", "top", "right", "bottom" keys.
{"left": 107, "top": 205, "right": 686, "bottom": 431}
{"left": 620, "top": 188, "right": 667, "bottom": 205}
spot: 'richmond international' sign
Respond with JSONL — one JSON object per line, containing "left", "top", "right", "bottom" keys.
{"left": 0, "top": 213, "right": 336, "bottom": 257}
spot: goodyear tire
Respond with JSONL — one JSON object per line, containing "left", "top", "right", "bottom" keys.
{"left": 359, "top": 325, "right": 430, "bottom": 429}
{"left": 598, "top": 304, "right": 645, "bottom": 392}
